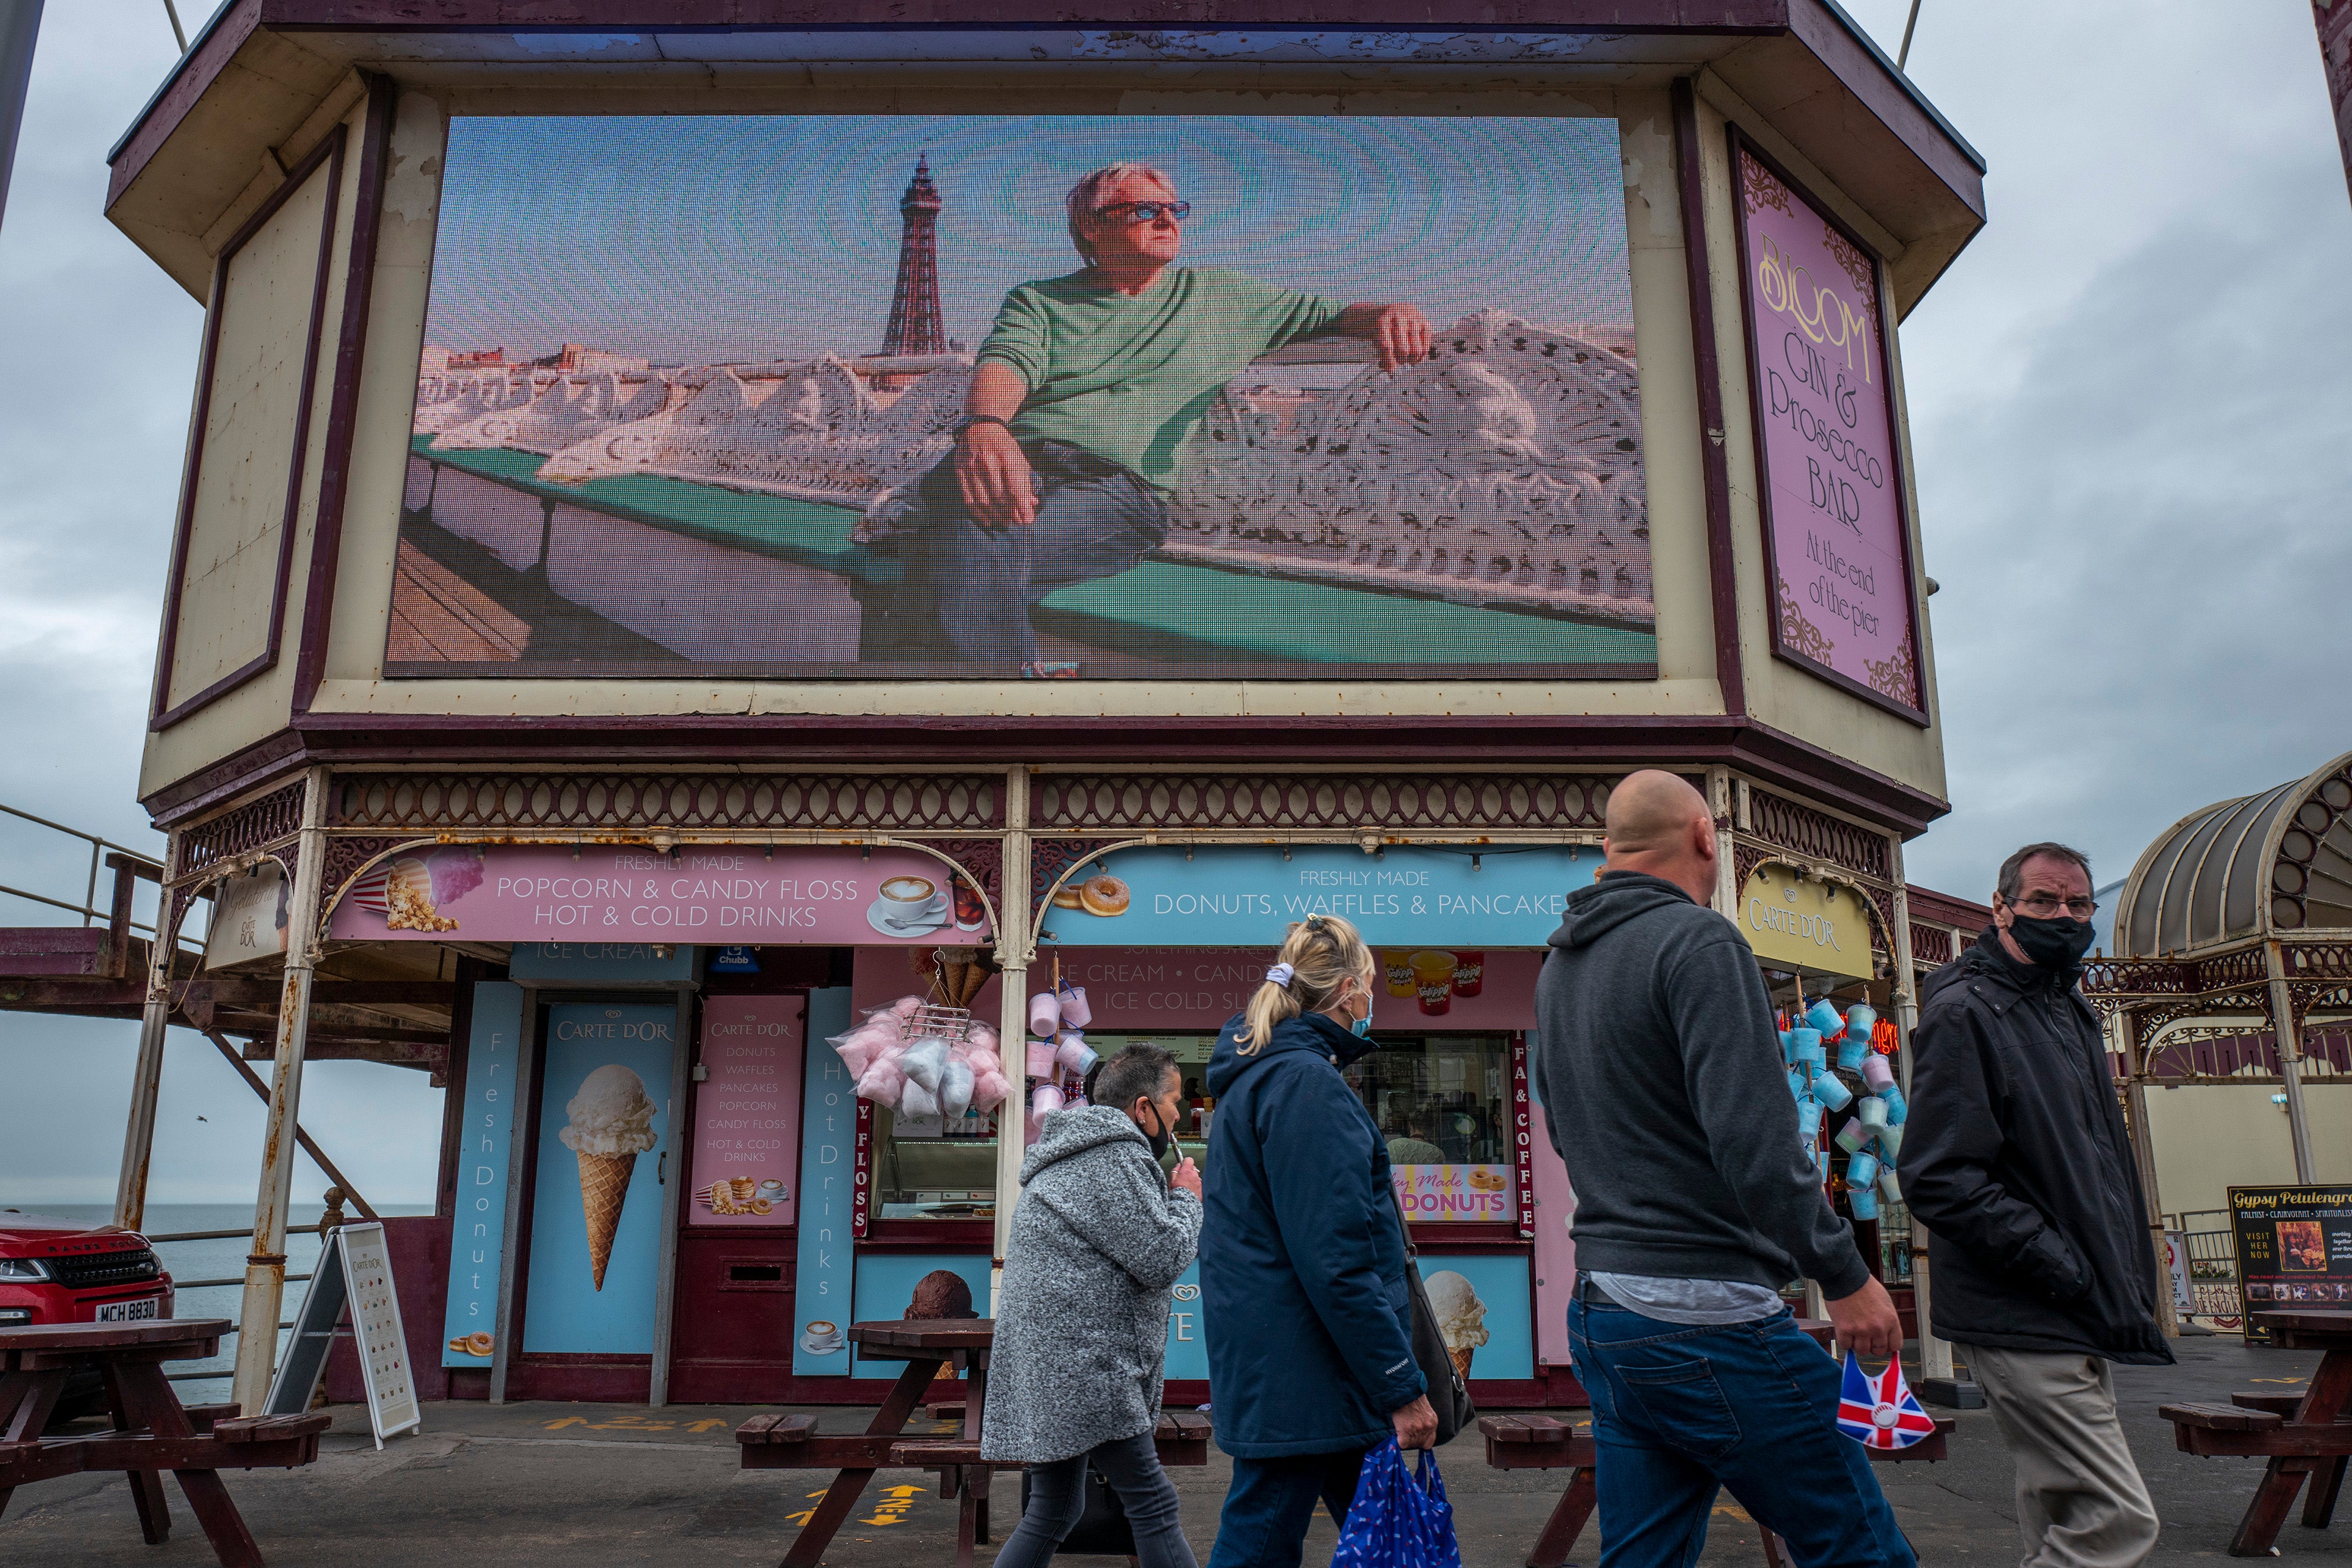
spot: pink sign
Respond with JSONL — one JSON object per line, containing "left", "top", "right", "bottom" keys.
{"left": 691, "top": 995, "right": 803, "bottom": 1225}
{"left": 1734, "top": 138, "right": 1924, "bottom": 718}
{"left": 1529, "top": 1133, "right": 1579, "bottom": 1369}
{"left": 326, "top": 844, "right": 985, "bottom": 945}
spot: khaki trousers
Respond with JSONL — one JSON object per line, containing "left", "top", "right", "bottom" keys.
{"left": 1958, "top": 1344, "right": 2160, "bottom": 1568}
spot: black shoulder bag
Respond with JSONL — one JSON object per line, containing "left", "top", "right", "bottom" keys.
{"left": 1390, "top": 1185, "right": 1478, "bottom": 1445}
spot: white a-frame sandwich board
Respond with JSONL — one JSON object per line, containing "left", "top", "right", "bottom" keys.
{"left": 265, "top": 1221, "right": 421, "bottom": 1447}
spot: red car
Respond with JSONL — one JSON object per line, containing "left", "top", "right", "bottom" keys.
{"left": 0, "top": 1211, "right": 177, "bottom": 1420}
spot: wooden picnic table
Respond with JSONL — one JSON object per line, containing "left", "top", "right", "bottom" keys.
{"left": 2159, "top": 1308, "right": 2352, "bottom": 1556}
{"left": 737, "top": 1318, "right": 1212, "bottom": 1568}
{"left": 0, "top": 1319, "right": 330, "bottom": 1567}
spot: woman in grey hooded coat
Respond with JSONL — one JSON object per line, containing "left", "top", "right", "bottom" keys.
{"left": 981, "top": 1043, "right": 1205, "bottom": 1568}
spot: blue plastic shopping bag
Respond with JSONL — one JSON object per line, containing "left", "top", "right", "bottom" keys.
{"left": 1332, "top": 1439, "right": 1461, "bottom": 1568}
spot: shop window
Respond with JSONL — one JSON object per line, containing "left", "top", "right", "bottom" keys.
{"left": 871, "top": 1105, "right": 1003, "bottom": 1220}
{"left": 1351, "top": 1034, "right": 1516, "bottom": 1223}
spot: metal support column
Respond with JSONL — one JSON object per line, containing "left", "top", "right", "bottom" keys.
{"left": 2264, "top": 941, "right": 2317, "bottom": 1182}
{"left": 113, "top": 832, "right": 181, "bottom": 1232}
{"left": 2114, "top": 1011, "right": 2178, "bottom": 1336}
{"left": 990, "top": 770, "right": 1033, "bottom": 1308}
{"left": 1887, "top": 834, "right": 1954, "bottom": 1385}
{"left": 1706, "top": 768, "right": 1736, "bottom": 915}
{"left": 229, "top": 773, "right": 329, "bottom": 1414}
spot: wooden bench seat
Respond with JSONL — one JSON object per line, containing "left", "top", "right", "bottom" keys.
{"left": 891, "top": 1437, "right": 987, "bottom": 1467}
{"left": 213, "top": 1413, "right": 333, "bottom": 1444}
{"left": 181, "top": 1403, "right": 239, "bottom": 1435}
{"left": 2233, "top": 1392, "right": 2352, "bottom": 1420}
{"left": 2165, "top": 1400, "right": 2352, "bottom": 1459}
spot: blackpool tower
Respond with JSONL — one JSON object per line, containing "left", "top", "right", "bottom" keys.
{"left": 880, "top": 154, "right": 946, "bottom": 356}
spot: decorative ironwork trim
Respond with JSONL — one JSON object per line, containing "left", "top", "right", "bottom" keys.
{"left": 326, "top": 773, "right": 1004, "bottom": 834}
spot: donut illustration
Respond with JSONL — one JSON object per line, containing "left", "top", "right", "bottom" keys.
{"left": 1078, "top": 875, "right": 1130, "bottom": 917}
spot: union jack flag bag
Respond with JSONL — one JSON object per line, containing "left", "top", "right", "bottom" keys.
{"left": 1835, "top": 1352, "right": 1936, "bottom": 1450}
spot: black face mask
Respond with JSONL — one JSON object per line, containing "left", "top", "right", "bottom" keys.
{"left": 1138, "top": 1102, "right": 1175, "bottom": 1162}
{"left": 2008, "top": 912, "right": 2095, "bottom": 970}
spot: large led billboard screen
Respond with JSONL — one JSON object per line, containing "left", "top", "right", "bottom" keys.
{"left": 394, "top": 115, "right": 1653, "bottom": 681}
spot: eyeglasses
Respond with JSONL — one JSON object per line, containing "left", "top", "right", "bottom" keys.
{"left": 1095, "top": 200, "right": 1191, "bottom": 225}
{"left": 2009, "top": 895, "right": 2099, "bottom": 919}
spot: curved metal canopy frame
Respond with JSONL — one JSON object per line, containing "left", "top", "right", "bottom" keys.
{"left": 2114, "top": 748, "right": 2352, "bottom": 957}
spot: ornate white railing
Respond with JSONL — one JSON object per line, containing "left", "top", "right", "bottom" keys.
{"left": 407, "top": 310, "right": 1650, "bottom": 624}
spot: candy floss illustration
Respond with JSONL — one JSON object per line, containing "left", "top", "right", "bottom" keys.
{"left": 1424, "top": 1270, "right": 1489, "bottom": 1380}
{"left": 559, "top": 1065, "right": 660, "bottom": 1289}
{"left": 349, "top": 846, "right": 486, "bottom": 932}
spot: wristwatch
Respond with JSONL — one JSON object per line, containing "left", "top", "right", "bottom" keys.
{"left": 953, "top": 414, "right": 1014, "bottom": 443}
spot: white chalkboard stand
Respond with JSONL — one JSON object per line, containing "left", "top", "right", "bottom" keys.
{"left": 265, "top": 1221, "right": 422, "bottom": 1447}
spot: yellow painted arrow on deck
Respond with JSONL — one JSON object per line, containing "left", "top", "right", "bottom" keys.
{"left": 880, "top": 1486, "right": 928, "bottom": 1497}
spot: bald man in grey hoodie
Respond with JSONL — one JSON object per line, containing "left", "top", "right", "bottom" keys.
{"left": 1533, "top": 770, "right": 1911, "bottom": 1566}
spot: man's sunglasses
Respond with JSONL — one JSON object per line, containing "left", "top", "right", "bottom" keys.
{"left": 1095, "top": 200, "right": 1191, "bottom": 225}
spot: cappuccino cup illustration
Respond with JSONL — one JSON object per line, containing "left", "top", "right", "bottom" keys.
{"left": 878, "top": 875, "right": 938, "bottom": 920}
{"left": 800, "top": 1319, "right": 846, "bottom": 1354}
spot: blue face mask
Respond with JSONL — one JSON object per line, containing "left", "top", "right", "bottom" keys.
{"left": 1350, "top": 987, "right": 1374, "bottom": 1038}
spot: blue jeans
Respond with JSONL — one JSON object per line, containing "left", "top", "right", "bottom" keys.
{"left": 1202, "top": 1446, "right": 1369, "bottom": 1568}
{"left": 996, "top": 1432, "right": 1198, "bottom": 1568}
{"left": 1569, "top": 1296, "right": 1915, "bottom": 1568}
{"left": 890, "top": 440, "right": 1167, "bottom": 666}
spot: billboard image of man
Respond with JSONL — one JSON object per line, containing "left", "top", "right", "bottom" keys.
{"left": 867, "top": 162, "right": 1434, "bottom": 675}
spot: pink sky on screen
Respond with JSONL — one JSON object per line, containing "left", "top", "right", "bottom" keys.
{"left": 1738, "top": 147, "right": 1921, "bottom": 712}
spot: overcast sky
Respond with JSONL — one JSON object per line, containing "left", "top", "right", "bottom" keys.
{"left": 1, "top": 3, "right": 2346, "bottom": 1208}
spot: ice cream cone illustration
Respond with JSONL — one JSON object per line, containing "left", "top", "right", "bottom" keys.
{"left": 1424, "top": 1271, "right": 1489, "bottom": 1382}
{"left": 557, "top": 1064, "right": 660, "bottom": 1290}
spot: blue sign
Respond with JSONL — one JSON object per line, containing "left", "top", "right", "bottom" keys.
{"left": 792, "top": 988, "right": 857, "bottom": 1376}
{"left": 1165, "top": 1262, "right": 1207, "bottom": 1379}
{"left": 709, "top": 944, "right": 761, "bottom": 973}
{"left": 1037, "top": 845, "right": 1596, "bottom": 948}
{"left": 850, "top": 1253, "right": 996, "bottom": 1379}
{"left": 509, "top": 942, "right": 699, "bottom": 984}
{"left": 1416, "top": 1253, "right": 1535, "bottom": 1381}
{"left": 442, "top": 982, "right": 522, "bottom": 1368}
{"left": 522, "top": 1002, "right": 679, "bottom": 1353}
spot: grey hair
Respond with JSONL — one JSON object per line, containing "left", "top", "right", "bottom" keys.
{"left": 1997, "top": 841, "right": 2094, "bottom": 903}
{"left": 1065, "top": 162, "right": 1177, "bottom": 262}
{"left": 1092, "top": 1042, "right": 1179, "bottom": 1119}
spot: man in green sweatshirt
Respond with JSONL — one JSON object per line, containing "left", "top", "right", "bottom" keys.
{"left": 874, "top": 161, "right": 1432, "bottom": 675}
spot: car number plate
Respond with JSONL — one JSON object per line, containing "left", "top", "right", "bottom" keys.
{"left": 95, "top": 1297, "right": 161, "bottom": 1322}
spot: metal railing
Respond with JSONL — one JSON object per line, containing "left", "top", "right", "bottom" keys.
{"left": 145, "top": 1221, "right": 335, "bottom": 1383}
{"left": 2168, "top": 1208, "right": 2244, "bottom": 1328}
{"left": 0, "top": 801, "right": 165, "bottom": 929}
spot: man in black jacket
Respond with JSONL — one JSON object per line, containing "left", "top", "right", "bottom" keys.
{"left": 1535, "top": 771, "right": 1910, "bottom": 1566}
{"left": 1906, "top": 842, "right": 2171, "bottom": 1568}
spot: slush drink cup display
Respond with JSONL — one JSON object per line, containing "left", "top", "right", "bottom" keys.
{"left": 557, "top": 1064, "right": 660, "bottom": 1291}
{"left": 1383, "top": 951, "right": 1417, "bottom": 998}
{"left": 1409, "top": 950, "right": 1457, "bottom": 1016}
{"left": 1451, "top": 951, "right": 1486, "bottom": 997}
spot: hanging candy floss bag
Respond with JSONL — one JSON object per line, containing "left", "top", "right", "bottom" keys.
{"left": 1332, "top": 1439, "right": 1461, "bottom": 1568}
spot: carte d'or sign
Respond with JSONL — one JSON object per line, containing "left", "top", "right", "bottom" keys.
{"left": 1732, "top": 133, "right": 1925, "bottom": 721}
{"left": 1739, "top": 867, "right": 1870, "bottom": 979}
